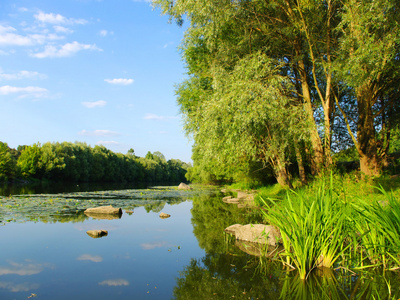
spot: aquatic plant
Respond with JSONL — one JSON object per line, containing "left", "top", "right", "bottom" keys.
{"left": 259, "top": 177, "right": 349, "bottom": 279}
{"left": 352, "top": 187, "right": 400, "bottom": 269}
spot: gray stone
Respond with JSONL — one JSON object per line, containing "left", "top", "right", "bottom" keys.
{"left": 178, "top": 183, "right": 191, "bottom": 190}
{"left": 224, "top": 224, "right": 281, "bottom": 246}
{"left": 84, "top": 205, "right": 122, "bottom": 215}
{"left": 86, "top": 230, "right": 108, "bottom": 238}
{"left": 159, "top": 212, "right": 171, "bottom": 219}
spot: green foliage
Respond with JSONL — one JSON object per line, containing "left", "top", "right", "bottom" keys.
{"left": 155, "top": 0, "right": 400, "bottom": 184}
{"left": 17, "top": 143, "right": 42, "bottom": 178}
{"left": 0, "top": 142, "right": 17, "bottom": 181}
{"left": 3, "top": 141, "right": 189, "bottom": 183}
{"left": 257, "top": 174, "right": 400, "bottom": 280}
{"left": 260, "top": 178, "right": 348, "bottom": 279}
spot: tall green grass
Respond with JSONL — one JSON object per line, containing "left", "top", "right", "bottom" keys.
{"left": 258, "top": 175, "right": 400, "bottom": 279}
{"left": 352, "top": 187, "right": 400, "bottom": 269}
{"left": 259, "top": 177, "right": 348, "bottom": 279}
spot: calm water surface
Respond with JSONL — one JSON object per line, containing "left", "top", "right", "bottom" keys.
{"left": 1, "top": 185, "right": 400, "bottom": 299}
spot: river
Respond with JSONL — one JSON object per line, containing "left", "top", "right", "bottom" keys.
{"left": 0, "top": 184, "right": 399, "bottom": 299}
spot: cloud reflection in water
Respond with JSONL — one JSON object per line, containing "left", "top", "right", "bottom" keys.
{"left": 99, "top": 279, "right": 129, "bottom": 286}
{"left": 77, "top": 254, "right": 103, "bottom": 263}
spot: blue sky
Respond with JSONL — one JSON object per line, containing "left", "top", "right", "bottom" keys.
{"left": 0, "top": 0, "right": 193, "bottom": 162}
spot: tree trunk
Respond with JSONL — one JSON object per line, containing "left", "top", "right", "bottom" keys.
{"left": 297, "top": 56, "right": 324, "bottom": 175}
{"left": 356, "top": 82, "right": 381, "bottom": 177}
{"left": 273, "top": 156, "right": 293, "bottom": 189}
{"left": 294, "top": 139, "right": 307, "bottom": 184}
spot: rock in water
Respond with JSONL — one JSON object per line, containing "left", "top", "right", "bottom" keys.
{"left": 86, "top": 230, "right": 108, "bottom": 238}
{"left": 224, "top": 224, "right": 281, "bottom": 246}
{"left": 84, "top": 205, "right": 122, "bottom": 215}
{"left": 159, "top": 212, "right": 171, "bottom": 219}
{"left": 178, "top": 183, "right": 191, "bottom": 190}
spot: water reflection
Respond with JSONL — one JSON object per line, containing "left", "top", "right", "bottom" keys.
{"left": 174, "top": 192, "right": 400, "bottom": 300}
{"left": 99, "top": 279, "right": 130, "bottom": 286}
{"left": 77, "top": 254, "right": 103, "bottom": 263}
{"left": 0, "top": 260, "right": 53, "bottom": 276}
{"left": 0, "top": 282, "right": 39, "bottom": 293}
{"left": 2, "top": 187, "right": 400, "bottom": 299}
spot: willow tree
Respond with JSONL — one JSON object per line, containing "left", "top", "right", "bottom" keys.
{"left": 334, "top": 0, "right": 400, "bottom": 176}
{"left": 155, "top": 0, "right": 400, "bottom": 181}
{"left": 154, "top": 0, "right": 338, "bottom": 178}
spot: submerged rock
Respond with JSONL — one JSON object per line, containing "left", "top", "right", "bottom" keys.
{"left": 86, "top": 230, "right": 108, "bottom": 238}
{"left": 225, "top": 224, "right": 281, "bottom": 246}
{"left": 235, "top": 240, "right": 281, "bottom": 257}
{"left": 178, "top": 183, "right": 191, "bottom": 190}
{"left": 159, "top": 212, "right": 171, "bottom": 219}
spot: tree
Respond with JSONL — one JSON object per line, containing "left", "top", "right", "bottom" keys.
{"left": 334, "top": 0, "right": 400, "bottom": 176}
{"left": 17, "top": 143, "right": 42, "bottom": 178}
{"left": 0, "top": 142, "right": 17, "bottom": 181}
{"left": 155, "top": 0, "right": 400, "bottom": 182}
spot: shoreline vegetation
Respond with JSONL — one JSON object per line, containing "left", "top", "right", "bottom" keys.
{"left": 149, "top": 0, "right": 400, "bottom": 288}
{"left": 0, "top": 141, "right": 190, "bottom": 184}
{"left": 221, "top": 173, "right": 400, "bottom": 283}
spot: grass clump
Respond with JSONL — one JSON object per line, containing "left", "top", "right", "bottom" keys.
{"left": 257, "top": 174, "right": 400, "bottom": 279}
{"left": 259, "top": 177, "right": 348, "bottom": 279}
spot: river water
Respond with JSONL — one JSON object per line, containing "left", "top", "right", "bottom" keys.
{"left": 1, "top": 185, "right": 399, "bottom": 299}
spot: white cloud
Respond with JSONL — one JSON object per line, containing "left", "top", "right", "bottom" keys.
{"left": 34, "top": 11, "right": 87, "bottom": 25}
{"left": 96, "top": 141, "right": 120, "bottom": 146}
{"left": 0, "top": 25, "right": 16, "bottom": 34}
{"left": 144, "top": 113, "right": 178, "bottom": 121}
{"left": 99, "top": 279, "right": 129, "bottom": 287}
{"left": 79, "top": 130, "right": 120, "bottom": 137}
{"left": 0, "top": 85, "right": 48, "bottom": 98}
{"left": 99, "top": 30, "right": 108, "bottom": 36}
{"left": 77, "top": 254, "right": 103, "bottom": 262}
{"left": 81, "top": 100, "right": 107, "bottom": 108}
{"left": 31, "top": 41, "right": 102, "bottom": 58}
{"left": 0, "top": 69, "right": 47, "bottom": 80}
{"left": 53, "top": 25, "right": 73, "bottom": 34}
{"left": 0, "top": 25, "right": 64, "bottom": 47}
{"left": 0, "top": 25, "right": 33, "bottom": 46}
{"left": 104, "top": 78, "right": 134, "bottom": 85}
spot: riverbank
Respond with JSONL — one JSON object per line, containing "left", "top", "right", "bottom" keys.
{"left": 222, "top": 172, "right": 400, "bottom": 281}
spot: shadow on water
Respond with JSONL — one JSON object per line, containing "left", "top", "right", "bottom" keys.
{"left": 172, "top": 193, "right": 400, "bottom": 300}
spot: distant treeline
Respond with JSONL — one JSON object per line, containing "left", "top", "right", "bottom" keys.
{"left": 0, "top": 141, "right": 191, "bottom": 183}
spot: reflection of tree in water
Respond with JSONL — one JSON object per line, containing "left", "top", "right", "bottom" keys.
{"left": 173, "top": 193, "right": 281, "bottom": 299}
{"left": 175, "top": 193, "right": 400, "bottom": 300}
{"left": 190, "top": 193, "right": 263, "bottom": 254}
{"left": 144, "top": 201, "right": 166, "bottom": 213}
{"left": 173, "top": 254, "right": 282, "bottom": 299}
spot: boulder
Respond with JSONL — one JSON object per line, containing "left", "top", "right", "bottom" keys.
{"left": 84, "top": 205, "right": 122, "bottom": 215}
{"left": 224, "top": 224, "right": 281, "bottom": 246}
{"left": 178, "top": 182, "right": 191, "bottom": 190}
{"left": 225, "top": 224, "right": 243, "bottom": 234}
{"left": 225, "top": 198, "right": 240, "bottom": 204}
{"left": 86, "top": 230, "right": 108, "bottom": 238}
{"left": 159, "top": 212, "right": 171, "bottom": 219}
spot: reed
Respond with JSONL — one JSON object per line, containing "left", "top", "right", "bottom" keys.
{"left": 352, "top": 187, "right": 400, "bottom": 269}
{"left": 260, "top": 177, "right": 348, "bottom": 279}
